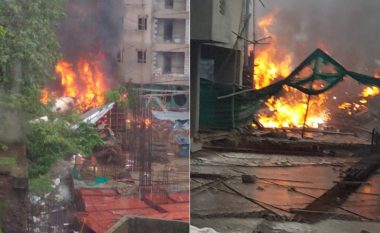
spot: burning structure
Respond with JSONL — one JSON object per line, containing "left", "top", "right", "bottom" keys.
{"left": 191, "top": 0, "right": 380, "bottom": 135}
{"left": 191, "top": 0, "right": 380, "bottom": 232}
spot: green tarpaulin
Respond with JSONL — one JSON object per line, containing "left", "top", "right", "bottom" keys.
{"left": 200, "top": 49, "right": 380, "bottom": 129}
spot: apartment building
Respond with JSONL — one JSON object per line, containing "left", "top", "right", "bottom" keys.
{"left": 119, "top": 0, "right": 189, "bottom": 86}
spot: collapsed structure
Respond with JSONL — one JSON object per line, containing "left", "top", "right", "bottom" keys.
{"left": 198, "top": 48, "right": 380, "bottom": 130}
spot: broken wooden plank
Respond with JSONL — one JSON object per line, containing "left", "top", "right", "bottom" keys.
{"left": 295, "top": 154, "right": 380, "bottom": 222}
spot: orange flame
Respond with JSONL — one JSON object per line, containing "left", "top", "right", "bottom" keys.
{"left": 53, "top": 55, "right": 108, "bottom": 111}
{"left": 339, "top": 70, "right": 380, "bottom": 115}
{"left": 360, "top": 70, "right": 380, "bottom": 98}
{"left": 144, "top": 118, "right": 152, "bottom": 127}
{"left": 361, "top": 86, "right": 380, "bottom": 98}
{"left": 40, "top": 88, "right": 50, "bottom": 105}
{"left": 254, "top": 10, "right": 329, "bottom": 128}
{"left": 254, "top": 11, "right": 292, "bottom": 90}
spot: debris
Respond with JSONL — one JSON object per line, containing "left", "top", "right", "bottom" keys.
{"left": 53, "top": 178, "right": 60, "bottom": 186}
{"left": 190, "top": 225, "right": 219, "bottom": 233}
{"left": 30, "top": 195, "right": 41, "bottom": 204}
{"left": 191, "top": 173, "right": 224, "bottom": 180}
{"left": 257, "top": 186, "right": 264, "bottom": 191}
{"left": 55, "top": 194, "right": 64, "bottom": 202}
{"left": 242, "top": 174, "right": 256, "bottom": 184}
{"left": 32, "top": 216, "right": 40, "bottom": 223}
{"left": 93, "top": 141, "right": 124, "bottom": 165}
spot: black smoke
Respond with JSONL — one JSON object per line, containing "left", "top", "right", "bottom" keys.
{"left": 56, "top": 0, "right": 125, "bottom": 84}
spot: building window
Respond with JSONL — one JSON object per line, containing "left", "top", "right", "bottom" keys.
{"left": 163, "top": 54, "right": 172, "bottom": 74}
{"left": 117, "top": 48, "right": 124, "bottom": 63}
{"left": 163, "top": 20, "right": 173, "bottom": 41}
{"left": 137, "top": 49, "right": 147, "bottom": 63}
{"left": 165, "top": 0, "right": 174, "bottom": 9}
{"left": 138, "top": 15, "right": 148, "bottom": 30}
{"left": 158, "top": 52, "right": 184, "bottom": 74}
{"left": 219, "top": 0, "right": 226, "bottom": 15}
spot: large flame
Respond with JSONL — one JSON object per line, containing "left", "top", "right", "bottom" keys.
{"left": 254, "top": 11, "right": 329, "bottom": 129}
{"left": 41, "top": 54, "right": 108, "bottom": 112}
{"left": 254, "top": 11, "right": 292, "bottom": 90}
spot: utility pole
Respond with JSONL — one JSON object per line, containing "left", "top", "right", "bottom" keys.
{"left": 251, "top": 0, "right": 267, "bottom": 89}
{"left": 239, "top": 0, "right": 269, "bottom": 88}
{"left": 252, "top": 0, "right": 256, "bottom": 88}
{"left": 244, "top": 0, "right": 250, "bottom": 67}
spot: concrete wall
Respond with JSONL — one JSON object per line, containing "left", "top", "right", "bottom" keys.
{"left": 191, "top": 0, "right": 245, "bottom": 49}
{"left": 107, "top": 216, "right": 189, "bottom": 233}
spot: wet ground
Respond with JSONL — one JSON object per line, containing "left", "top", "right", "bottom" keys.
{"left": 192, "top": 218, "right": 380, "bottom": 233}
{"left": 191, "top": 150, "right": 380, "bottom": 232}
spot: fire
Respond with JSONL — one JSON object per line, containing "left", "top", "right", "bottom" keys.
{"left": 254, "top": 10, "right": 329, "bottom": 129}
{"left": 144, "top": 118, "right": 152, "bottom": 127}
{"left": 254, "top": 11, "right": 292, "bottom": 90}
{"left": 258, "top": 92, "right": 328, "bottom": 128}
{"left": 361, "top": 70, "right": 380, "bottom": 98}
{"left": 361, "top": 87, "right": 380, "bottom": 98}
{"left": 339, "top": 70, "right": 380, "bottom": 115}
{"left": 338, "top": 102, "right": 367, "bottom": 116}
{"left": 40, "top": 88, "right": 50, "bottom": 105}
{"left": 43, "top": 54, "right": 108, "bottom": 111}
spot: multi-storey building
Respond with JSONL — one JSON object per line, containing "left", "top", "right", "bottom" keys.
{"left": 118, "top": 0, "right": 189, "bottom": 87}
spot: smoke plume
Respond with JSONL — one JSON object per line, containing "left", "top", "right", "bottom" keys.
{"left": 257, "top": 0, "right": 380, "bottom": 74}
{"left": 56, "top": 0, "right": 125, "bottom": 84}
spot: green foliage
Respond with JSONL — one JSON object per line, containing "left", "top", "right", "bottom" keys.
{"left": 124, "top": 82, "right": 141, "bottom": 110}
{"left": 0, "top": 0, "right": 66, "bottom": 119}
{"left": 29, "top": 175, "right": 53, "bottom": 196}
{"left": 0, "top": 143, "right": 8, "bottom": 152}
{"left": 27, "top": 117, "right": 103, "bottom": 178}
{"left": 73, "top": 122, "right": 104, "bottom": 156}
{"left": 105, "top": 87, "right": 128, "bottom": 108}
{"left": 105, "top": 84, "right": 142, "bottom": 110}
{"left": 0, "top": 25, "right": 5, "bottom": 37}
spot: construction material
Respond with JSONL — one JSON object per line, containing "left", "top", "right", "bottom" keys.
{"left": 242, "top": 175, "right": 256, "bottom": 184}
{"left": 294, "top": 154, "right": 380, "bottom": 222}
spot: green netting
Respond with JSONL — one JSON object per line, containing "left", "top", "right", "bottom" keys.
{"left": 200, "top": 48, "right": 380, "bottom": 129}
{"left": 283, "top": 49, "right": 380, "bottom": 95}
{"left": 199, "top": 79, "right": 262, "bottom": 129}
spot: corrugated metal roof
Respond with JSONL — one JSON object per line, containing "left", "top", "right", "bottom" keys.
{"left": 76, "top": 188, "right": 189, "bottom": 233}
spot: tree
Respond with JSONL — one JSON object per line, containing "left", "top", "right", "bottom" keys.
{"left": 27, "top": 119, "right": 104, "bottom": 178}
{"left": 0, "top": 0, "right": 66, "bottom": 119}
